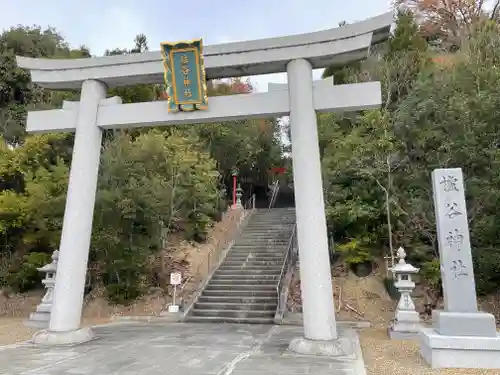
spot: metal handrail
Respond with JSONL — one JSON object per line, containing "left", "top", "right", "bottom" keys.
{"left": 276, "top": 223, "right": 297, "bottom": 316}
{"left": 269, "top": 180, "right": 280, "bottom": 209}
{"left": 244, "top": 193, "right": 256, "bottom": 211}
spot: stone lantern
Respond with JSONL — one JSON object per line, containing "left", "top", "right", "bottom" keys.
{"left": 235, "top": 183, "right": 243, "bottom": 208}
{"left": 26, "top": 250, "right": 59, "bottom": 328}
{"left": 388, "top": 247, "right": 423, "bottom": 339}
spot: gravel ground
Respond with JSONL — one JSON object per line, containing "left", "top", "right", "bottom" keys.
{"left": 0, "top": 317, "right": 110, "bottom": 345}
{"left": 360, "top": 328, "right": 500, "bottom": 375}
{"left": 0, "top": 318, "right": 35, "bottom": 345}
{"left": 1, "top": 319, "right": 500, "bottom": 374}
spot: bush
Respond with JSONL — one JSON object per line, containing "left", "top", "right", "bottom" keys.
{"left": 383, "top": 276, "right": 401, "bottom": 300}
{"left": 420, "top": 258, "right": 441, "bottom": 291}
{"left": 337, "top": 237, "right": 374, "bottom": 266}
{"left": 89, "top": 131, "right": 221, "bottom": 304}
{"left": 472, "top": 247, "right": 500, "bottom": 295}
{"left": 184, "top": 212, "right": 212, "bottom": 243}
{"left": 6, "top": 252, "right": 51, "bottom": 292}
{"left": 105, "top": 282, "right": 142, "bottom": 305}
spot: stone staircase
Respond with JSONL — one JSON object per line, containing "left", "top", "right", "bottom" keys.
{"left": 185, "top": 207, "right": 296, "bottom": 324}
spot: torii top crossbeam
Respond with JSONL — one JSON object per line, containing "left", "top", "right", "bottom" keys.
{"left": 16, "top": 12, "right": 393, "bottom": 90}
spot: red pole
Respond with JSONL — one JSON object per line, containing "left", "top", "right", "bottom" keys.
{"left": 232, "top": 175, "right": 237, "bottom": 206}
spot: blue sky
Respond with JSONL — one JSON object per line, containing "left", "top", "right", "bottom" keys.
{"left": 0, "top": 0, "right": 391, "bottom": 91}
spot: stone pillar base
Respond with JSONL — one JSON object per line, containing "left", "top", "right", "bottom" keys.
{"left": 288, "top": 337, "right": 346, "bottom": 357}
{"left": 389, "top": 310, "right": 423, "bottom": 340}
{"left": 389, "top": 322, "right": 423, "bottom": 340}
{"left": 30, "top": 327, "right": 96, "bottom": 346}
{"left": 419, "top": 327, "right": 500, "bottom": 369}
{"left": 433, "top": 310, "right": 496, "bottom": 337}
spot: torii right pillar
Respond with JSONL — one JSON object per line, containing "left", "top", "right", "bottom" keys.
{"left": 287, "top": 58, "right": 341, "bottom": 355}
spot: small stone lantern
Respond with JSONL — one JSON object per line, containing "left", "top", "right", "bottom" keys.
{"left": 25, "top": 250, "right": 59, "bottom": 328}
{"left": 388, "top": 247, "right": 423, "bottom": 339}
{"left": 235, "top": 183, "right": 243, "bottom": 208}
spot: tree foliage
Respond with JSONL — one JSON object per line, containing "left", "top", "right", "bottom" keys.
{"left": 320, "top": 11, "right": 500, "bottom": 297}
{"left": 395, "top": 0, "right": 500, "bottom": 49}
{"left": 92, "top": 130, "right": 221, "bottom": 302}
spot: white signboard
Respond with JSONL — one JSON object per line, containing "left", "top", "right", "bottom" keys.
{"left": 170, "top": 272, "right": 182, "bottom": 285}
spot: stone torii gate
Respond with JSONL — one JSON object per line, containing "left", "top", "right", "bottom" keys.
{"left": 17, "top": 12, "right": 393, "bottom": 350}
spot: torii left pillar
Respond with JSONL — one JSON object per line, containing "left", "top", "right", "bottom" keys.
{"left": 31, "top": 80, "right": 107, "bottom": 345}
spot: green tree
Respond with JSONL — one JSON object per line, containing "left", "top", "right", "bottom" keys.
{"left": 92, "top": 130, "right": 220, "bottom": 302}
{"left": 320, "top": 10, "right": 429, "bottom": 266}
{"left": 0, "top": 26, "right": 89, "bottom": 145}
{"left": 394, "top": 20, "right": 500, "bottom": 294}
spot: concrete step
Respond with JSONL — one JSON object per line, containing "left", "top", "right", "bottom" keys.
{"left": 250, "top": 213, "right": 294, "bottom": 215}
{"left": 244, "top": 223, "right": 293, "bottom": 226}
{"left": 240, "top": 236, "right": 291, "bottom": 241}
{"left": 253, "top": 217, "right": 294, "bottom": 220}
{"left": 193, "top": 302, "right": 277, "bottom": 311}
{"left": 211, "top": 276, "right": 278, "bottom": 283}
{"left": 209, "top": 277, "right": 278, "bottom": 285}
{"left": 218, "top": 265, "right": 282, "bottom": 271}
{"left": 216, "top": 263, "right": 282, "bottom": 274}
{"left": 222, "top": 257, "right": 284, "bottom": 263}
{"left": 226, "top": 253, "right": 285, "bottom": 257}
{"left": 240, "top": 238, "right": 290, "bottom": 242}
{"left": 227, "top": 251, "right": 285, "bottom": 255}
{"left": 232, "top": 242, "right": 289, "bottom": 246}
{"left": 220, "top": 260, "right": 283, "bottom": 267}
{"left": 250, "top": 216, "right": 294, "bottom": 218}
{"left": 234, "top": 236, "right": 290, "bottom": 247}
{"left": 227, "top": 251, "right": 287, "bottom": 257}
{"left": 197, "top": 295, "right": 276, "bottom": 304}
{"left": 246, "top": 226, "right": 292, "bottom": 229}
{"left": 205, "top": 283, "right": 276, "bottom": 291}
{"left": 237, "top": 236, "right": 290, "bottom": 240}
{"left": 214, "top": 269, "right": 281, "bottom": 275}
{"left": 235, "top": 242, "right": 289, "bottom": 247}
{"left": 230, "top": 245, "right": 288, "bottom": 251}
{"left": 243, "top": 226, "right": 294, "bottom": 230}
{"left": 240, "top": 231, "right": 292, "bottom": 235}
{"left": 231, "top": 243, "right": 289, "bottom": 248}
{"left": 245, "top": 220, "right": 294, "bottom": 224}
{"left": 212, "top": 272, "right": 279, "bottom": 278}
{"left": 202, "top": 289, "right": 277, "bottom": 297}
{"left": 228, "top": 248, "right": 287, "bottom": 253}
{"left": 242, "top": 231, "right": 291, "bottom": 234}
{"left": 238, "top": 238, "right": 290, "bottom": 243}
{"left": 224, "top": 258, "right": 284, "bottom": 264}
{"left": 184, "top": 315, "right": 274, "bottom": 324}
{"left": 251, "top": 217, "right": 294, "bottom": 220}
{"left": 224, "top": 257, "right": 285, "bottom": 262}
{"left": 245, "top": 223, "right": 294, "bottom": 227}
{"left": 243, "top": 228, "right": 293, "bottom": 232}
{"left": 191, "top": 309, "right": 275, "bottom": 319}
{"left": 221, "top": 262, "right": 285, "bottom": 268}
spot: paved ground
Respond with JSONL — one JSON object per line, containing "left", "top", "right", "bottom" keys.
{"left": 0, "top": 322, "right": 366, "bottom": 375}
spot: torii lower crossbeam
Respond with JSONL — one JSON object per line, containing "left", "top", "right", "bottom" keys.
{"left": 26, "top": 81, "right": 380, "bottom": 133}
